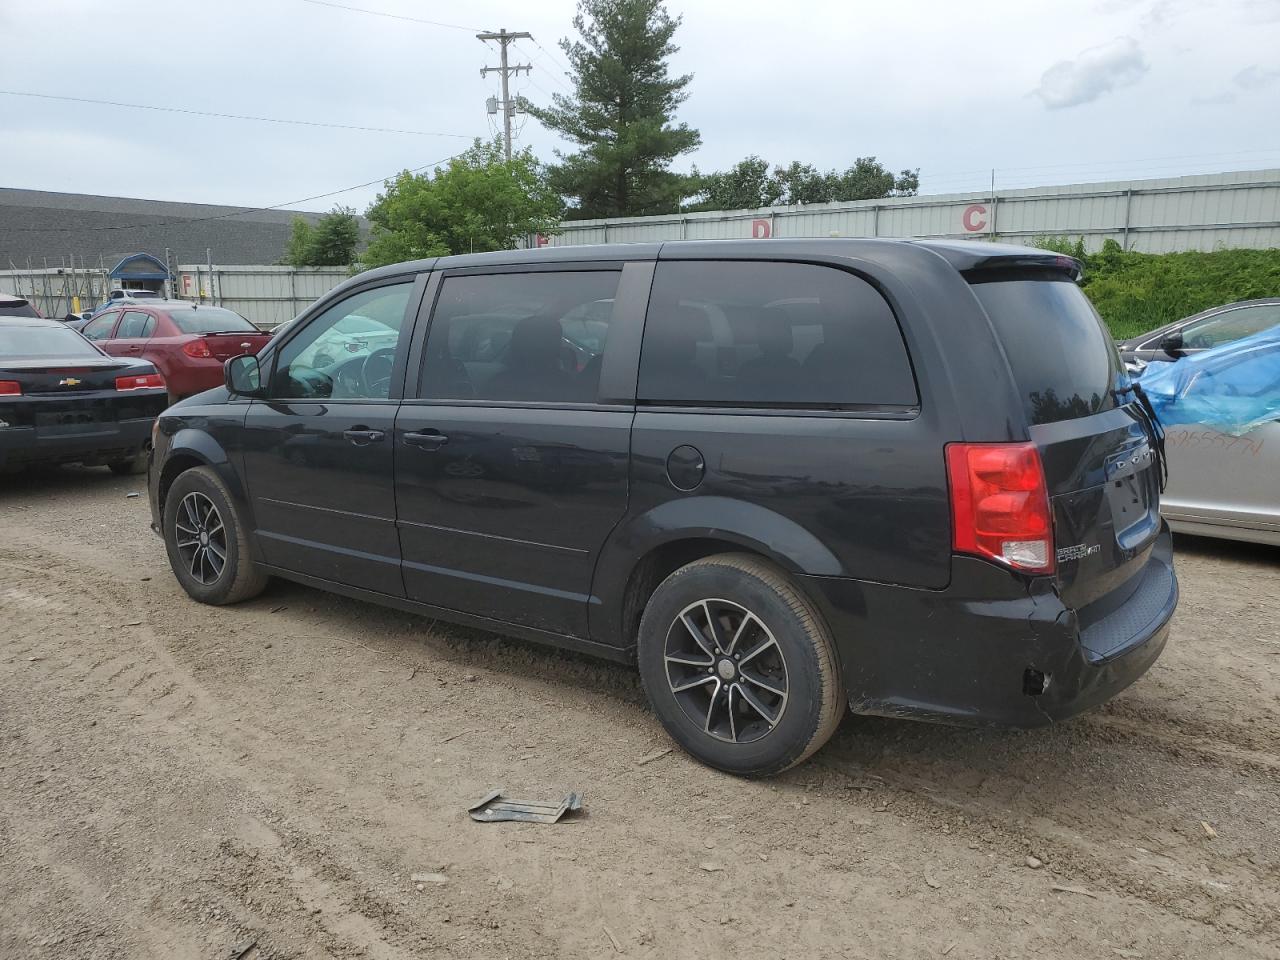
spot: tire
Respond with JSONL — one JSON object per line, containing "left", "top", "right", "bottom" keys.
{"left": 637, "top": 553, "right": 845, "bottom": 777}
{"left": 108, "top": 453, "right": 147, "bottom": 476}
{"left": 162, "top": 466, "right": 268, "bottom": 605}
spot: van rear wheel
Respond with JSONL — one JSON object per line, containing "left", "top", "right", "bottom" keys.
{"left": 637, "top": 554, "right": 844, "bottom": 777}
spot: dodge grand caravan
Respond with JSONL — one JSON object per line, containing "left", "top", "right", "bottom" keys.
{"left": 148, "top": 239, "right": 1178, "bottom": 776}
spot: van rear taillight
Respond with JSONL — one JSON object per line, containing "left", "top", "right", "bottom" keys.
{"left": 946, "top": 442, "right": 1054, "bottom": 574}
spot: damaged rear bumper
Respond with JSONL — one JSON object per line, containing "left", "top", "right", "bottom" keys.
{"left": 800, "top": 528, "right": 1177, "bottom": 728}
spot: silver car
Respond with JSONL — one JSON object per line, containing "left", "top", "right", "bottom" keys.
{"left": 1119, "top": 298, "right": 1280, "bottom": 372}
{"left": 1150, "top": 335, "right": 1280, "bottom": 545}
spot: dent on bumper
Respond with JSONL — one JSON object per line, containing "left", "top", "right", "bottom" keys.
{"left": 802, "top": 530, "right": 1178, "bottom": 729}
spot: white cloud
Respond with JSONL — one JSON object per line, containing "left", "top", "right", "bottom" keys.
{"left": 1034, "top": 37, "right": 1149, "bottom": 109}
{"left": 1234, "top": 65, "right": 1280, "bottom": 89}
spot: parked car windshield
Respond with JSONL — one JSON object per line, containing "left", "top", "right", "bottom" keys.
{"left": 167, "top": 307, "right": 257, "bottom": 334}
{"left": 970, "top": 276, "right": 1122, "bottom": 425}
{"left": 0, "top": 324, "right": 102, "bottom": 358}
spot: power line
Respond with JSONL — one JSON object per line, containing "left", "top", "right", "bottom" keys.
{"left": 6, "top": 151, "right": 469, "bottom": 234}
{"left": 0, "top": 90, "right": 472, "bottom": 139}
{"left": 514, "top": 41, "right": 572, "bottom": 93}
{"left": 531, "top": 36, "right": 574, "bottom": 80}
{"left": 299, "top": 0, "right": 484, "bottom": 32}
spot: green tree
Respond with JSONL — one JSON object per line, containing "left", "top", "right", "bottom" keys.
{"left": 283, "top": 218, "right": 315, "bottom": 266}
{"left": 362, "top": 138, "right": 562, "bottom": 268}
{"left": 687, "top": 157, "right": 919, "bottom": 211}
{"left": 281, "top": 206, "right": 361, "bottom": 266}
{"left": 771, "top": 158, "right": 919, "bottom": 205}
{"left": 525, "top": 0, "right": 701, "bottom": 219}
{"left": 687, "top": 155, "right": 783, "bottom": 211}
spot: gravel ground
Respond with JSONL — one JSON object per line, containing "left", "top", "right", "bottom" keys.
{"left": 2, "top": 465, "right": 1278, "bottom": 960}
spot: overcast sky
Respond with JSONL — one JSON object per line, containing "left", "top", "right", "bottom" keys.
{"left": 3, "top": 0, "right": 1279, "bottom": 213}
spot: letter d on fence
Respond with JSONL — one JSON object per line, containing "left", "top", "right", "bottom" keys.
{"left": 751, "top": 219, "right": 772, "bottom": 239}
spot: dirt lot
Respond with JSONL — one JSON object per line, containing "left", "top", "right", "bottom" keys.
{"left": 2, "top": 467, "right": 1279, "bottom": 960}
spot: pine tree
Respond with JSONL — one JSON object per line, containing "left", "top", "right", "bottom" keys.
{"left": 526, "top": 0, "right": 700, "bottom": 219}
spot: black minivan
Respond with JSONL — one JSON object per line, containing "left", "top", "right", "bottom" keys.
{"left": 148, "top": 239, "right": 1178, "bottom": 776}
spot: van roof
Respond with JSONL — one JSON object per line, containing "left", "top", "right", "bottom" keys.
{"left": 348, "top": 237, "right": 1083, "bottom": 290}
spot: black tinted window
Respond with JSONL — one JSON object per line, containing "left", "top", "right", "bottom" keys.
{"left": 420, "top": 271, "right": 620, "bottom": 403}
{"left": 0, "top": 299, "right": 39, "bottom": 318}
{"left": 971, "top": 278, "right": 1121, "bottom": 425}
{"left": 638, "top": 261, "right": 916, "bottom": 408}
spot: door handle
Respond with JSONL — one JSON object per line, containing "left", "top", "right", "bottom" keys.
{"left": 403, "top": 430, "right": 449, "bottom": 450}
{"left": 343, "top": 428, "right": 386, "bottom": 446}
{"left": 125, "top": 345, "right": 142, "bottom": 353}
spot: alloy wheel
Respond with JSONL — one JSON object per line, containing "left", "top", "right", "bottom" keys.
{"left": 174, "top": 492, "right": 227, "bottom": 586}
{"left": 664, "top": 598, "right": 789, "bottom": 743}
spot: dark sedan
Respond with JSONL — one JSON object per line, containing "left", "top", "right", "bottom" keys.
{"left": 0, "top": 316, "right": 168, "bottom": 474}
{"left": 1117, "top": 298, "right": 1280, "bottom": 371}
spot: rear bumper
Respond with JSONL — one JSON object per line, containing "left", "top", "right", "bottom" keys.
{"left": 0, "top": 414, "right": 157, "bottom": 469}
{"left": 802, "top": 527, "right": 1177, "bottom": 728}
{"left": 166, "top": 362, "right": 225, "bottom": 398}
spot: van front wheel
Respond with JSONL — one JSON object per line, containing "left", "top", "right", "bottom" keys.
{"left": 637, "top": 554, "right": 844, "bottom": 777}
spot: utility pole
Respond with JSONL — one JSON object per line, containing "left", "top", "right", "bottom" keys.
{"left": 478, "top": 28, "right": 532, "bottom": 160}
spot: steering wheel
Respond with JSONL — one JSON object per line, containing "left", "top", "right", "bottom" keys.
{"left": 361, "top": 347, "right": 397, "bottom": 397}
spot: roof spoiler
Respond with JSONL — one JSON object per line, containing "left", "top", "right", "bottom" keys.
{"left": 912, "top": 240, "right": 1083, "bottom": 282}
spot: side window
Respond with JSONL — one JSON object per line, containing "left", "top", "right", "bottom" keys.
{"left": 117, "top": 310, "right": 154, "bottom": 339}
{"left": 1184, "top": 305, "right": 1280, "bottom": 350}
{"left": 638, "top": 261, "right": 917, "bottom": 408}
{"left": 82, "top": 313, "right": 118, "bottom": 341}
{"left": 271, "top": 282, "right": 413, "bottom": 400}
{"left": 419, "top": 271, "right": 621, "bottom": 403}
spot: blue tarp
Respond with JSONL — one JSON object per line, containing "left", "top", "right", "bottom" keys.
{"left": 1138, "top": 324, "right": 1280, "bottom": 436}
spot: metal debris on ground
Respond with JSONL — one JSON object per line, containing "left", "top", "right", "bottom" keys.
{"left": 125, "top": 492, "right": 140, "bottom": 498}
{"left": 467, "top": 789, "right": 583, "bottom": 824}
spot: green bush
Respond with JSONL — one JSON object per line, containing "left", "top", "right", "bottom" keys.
{"left": 1033, "top": 238, "right": 1280, "bottom": 339}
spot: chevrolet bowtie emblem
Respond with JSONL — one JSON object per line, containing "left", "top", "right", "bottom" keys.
{"left": 59, "top": 377, "right": 82, "bottom": 387}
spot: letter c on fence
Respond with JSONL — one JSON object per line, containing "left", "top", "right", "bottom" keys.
{"left": 751, "top": 218, "right": 772, "bottom": 239}
{"left": 962, "top": 204, "right": 987, "bottom": 232}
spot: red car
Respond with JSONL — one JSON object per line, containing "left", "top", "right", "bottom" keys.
{"left": 82, "top": 301, "right": 270, "bottom": 403}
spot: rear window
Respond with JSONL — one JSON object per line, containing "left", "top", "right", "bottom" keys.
{"left": 970, "top": 277, "right": 1121, "bottom": 425}
{"left": 639, "top": 261, "right": 917, "bottom": 408}
{"left": 166, "top": 307, "right": 257, "bottom": 334}
{"left": 0, "top": 325, "right": 102, "bottom": 359}
{"left": 0, "top": 300, "right": 39, "bottom": 318}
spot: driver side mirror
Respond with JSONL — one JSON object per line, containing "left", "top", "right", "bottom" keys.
{"left": 225, "top": 354, "right": 265, "bottom": 398}
{"left": 1158, "top": 332, "right": 1185, "bottom": 358}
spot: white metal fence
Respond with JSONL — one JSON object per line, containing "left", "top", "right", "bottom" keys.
{"left": 530, "top": 168, "right": 1280, "bottom": 254}
{"left": 0, "top": 263, "right": 350, "bottom": 328}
